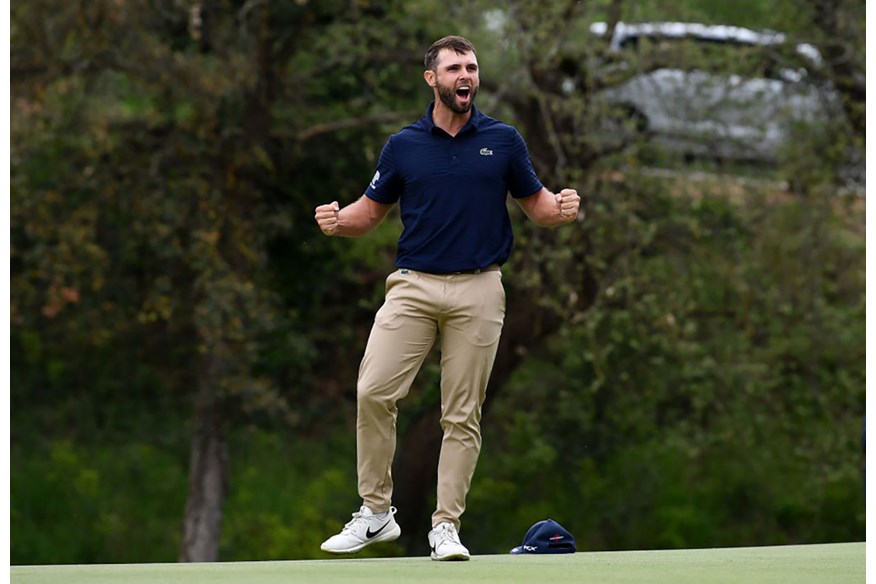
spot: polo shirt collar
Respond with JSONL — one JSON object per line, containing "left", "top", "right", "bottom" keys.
{"left": 423, "top": 101, "right": 482, "bottom": 137}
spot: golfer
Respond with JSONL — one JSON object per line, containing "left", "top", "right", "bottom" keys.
{"left": 315, "top": 35, "right": 581, "bottom": 561}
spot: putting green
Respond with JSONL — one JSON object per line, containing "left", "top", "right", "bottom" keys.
{"left": 11, "top": 542, "right": 864, "bottom": 584}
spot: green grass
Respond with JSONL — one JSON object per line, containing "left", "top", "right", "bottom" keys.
{"left": 11, "top": 543, "right": 863, "bottom": 584}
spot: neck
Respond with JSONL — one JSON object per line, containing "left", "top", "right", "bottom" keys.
{"left": 431, "top": 100, "right": 472, "bottom": 137}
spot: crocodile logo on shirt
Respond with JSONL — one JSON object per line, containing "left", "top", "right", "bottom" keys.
{"left": 479, "top": 148, "right": 493, "bottom": 156}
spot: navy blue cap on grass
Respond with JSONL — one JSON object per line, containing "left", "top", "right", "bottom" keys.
{"left": 510, "top": 519, "right": 577, "bottom": 554}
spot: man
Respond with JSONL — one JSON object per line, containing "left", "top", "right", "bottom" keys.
{"left": 314, "top": 35, "right": 581, "bottom": 561}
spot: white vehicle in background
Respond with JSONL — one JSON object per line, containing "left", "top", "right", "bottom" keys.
{"left": 588, "top": 21, "right": 848, "bottom": 165}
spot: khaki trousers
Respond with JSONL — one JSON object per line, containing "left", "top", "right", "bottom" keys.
{"left": 356, "top": 267, "right": 505, "bottom": 529}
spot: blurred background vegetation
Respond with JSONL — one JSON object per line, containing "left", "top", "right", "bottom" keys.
{"left": 10, "top": 0, "right": 864, "bottom": 564}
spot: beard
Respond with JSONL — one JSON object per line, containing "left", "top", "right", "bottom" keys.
{"left": 436, "top": 79, "right": 478, "bottom": 114}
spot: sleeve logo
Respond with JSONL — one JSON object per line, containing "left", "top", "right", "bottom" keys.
{"left": 370, "top": 170, "right": 381, "bottom": 189}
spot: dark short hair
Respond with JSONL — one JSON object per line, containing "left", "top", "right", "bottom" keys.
{"left": 424, "top": 36, "right": 477, "bottom": 71}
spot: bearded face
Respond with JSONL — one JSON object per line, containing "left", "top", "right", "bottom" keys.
{"left": 429, "top": 48, "right": 479, "bottom": 114}
{"left": 435, "top": 76, "right": 478, "bottom": 114}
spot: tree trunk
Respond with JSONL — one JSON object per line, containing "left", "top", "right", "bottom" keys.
{"left": 808, "top": 0, "right": 866, "bottom": 140}
{"left": 179, "top": 368, "right": 229, "bottom": 562}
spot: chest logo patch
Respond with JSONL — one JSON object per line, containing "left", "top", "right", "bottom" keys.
{"left": 479, "top": 148, "right": 494, "bottom": 156}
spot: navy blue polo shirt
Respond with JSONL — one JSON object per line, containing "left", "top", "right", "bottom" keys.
{"left": 365, "top": 102, "right": 543, "bottom": 274}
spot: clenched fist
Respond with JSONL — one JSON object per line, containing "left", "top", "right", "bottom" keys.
{"left": 555, "top": 188, "right": 581, "bottom": 220}
{"left": 314, "top": 201, "right": 341, "bottom": 236}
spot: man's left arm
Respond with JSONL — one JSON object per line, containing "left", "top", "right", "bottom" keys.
{"left": 515, "top": 187, "right": 582, "bottom": 227}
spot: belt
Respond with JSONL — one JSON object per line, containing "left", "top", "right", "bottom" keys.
{"left": 402, "top": 264, "right": 500, "bottom": 275}
{"left": 451, "top": 264, "right": 500, "bottom": 275}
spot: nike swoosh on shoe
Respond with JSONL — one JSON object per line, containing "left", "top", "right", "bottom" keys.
{"left": 366, "top": 521, "right": 391, "bottom": 539}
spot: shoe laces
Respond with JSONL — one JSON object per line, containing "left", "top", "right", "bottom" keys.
{"left": 433, "top": 523, "right": 461, "bottom": 546}
{"left": 341, "top": 506, "right": 371, "bottom": 534}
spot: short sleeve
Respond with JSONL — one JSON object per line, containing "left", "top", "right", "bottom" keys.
{"left": 506, "top": 129, "right": 543, "bottom": 199}
{"left": 365, "top": 137, "right": 404, "bottom": 204}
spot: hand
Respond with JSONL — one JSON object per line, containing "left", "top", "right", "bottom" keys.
{"left": 555, "top": 189, "right": 580, "bottom": 221}
{"left": 314, "top": 201, "right": 340, "bottom": 236}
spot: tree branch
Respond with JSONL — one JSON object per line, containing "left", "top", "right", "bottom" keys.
{"left": 288, "top": 110, "right": 420, "bottom": 142}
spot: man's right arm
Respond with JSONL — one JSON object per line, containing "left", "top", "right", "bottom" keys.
{"left": 314, "top": 195, "right": 394, "bottom": 237}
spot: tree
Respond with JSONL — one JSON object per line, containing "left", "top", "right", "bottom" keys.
{"left": 12, "top": 0, "right": 457, "bottom": 562}
{"left": 11, "top": 0, "right": 864, "bottom": 562}
{"left": 391, "top": 0, "right": 865, "bottom": 552}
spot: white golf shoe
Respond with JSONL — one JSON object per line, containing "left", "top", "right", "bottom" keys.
{"left": 320, "top": 506, "right": 401, "bottom": 554}
{"left": 428, "top": 522, "right": 470, "bottom": 561}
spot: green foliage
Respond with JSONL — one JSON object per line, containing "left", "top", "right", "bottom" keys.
{"left": 220, "top": 427, "right": 405, "bottom": 560}
{"left": 11, "top": 0, "right": 865, "bottom": 565}
{"left": 620, "top": 0, "right": 811, "bottom": 31}
{"left": 11, "top": 438, "right": 188, "bottom": 563}
{"left": 11, "top": 422, "right": 406, "bottom": 564}
{"left": 467, "top": 175, "right": 864, "bottom": 553}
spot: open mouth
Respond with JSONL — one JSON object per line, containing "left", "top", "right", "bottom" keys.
{"left": 456, "top": 86, "right": 472, "bottom": 101}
